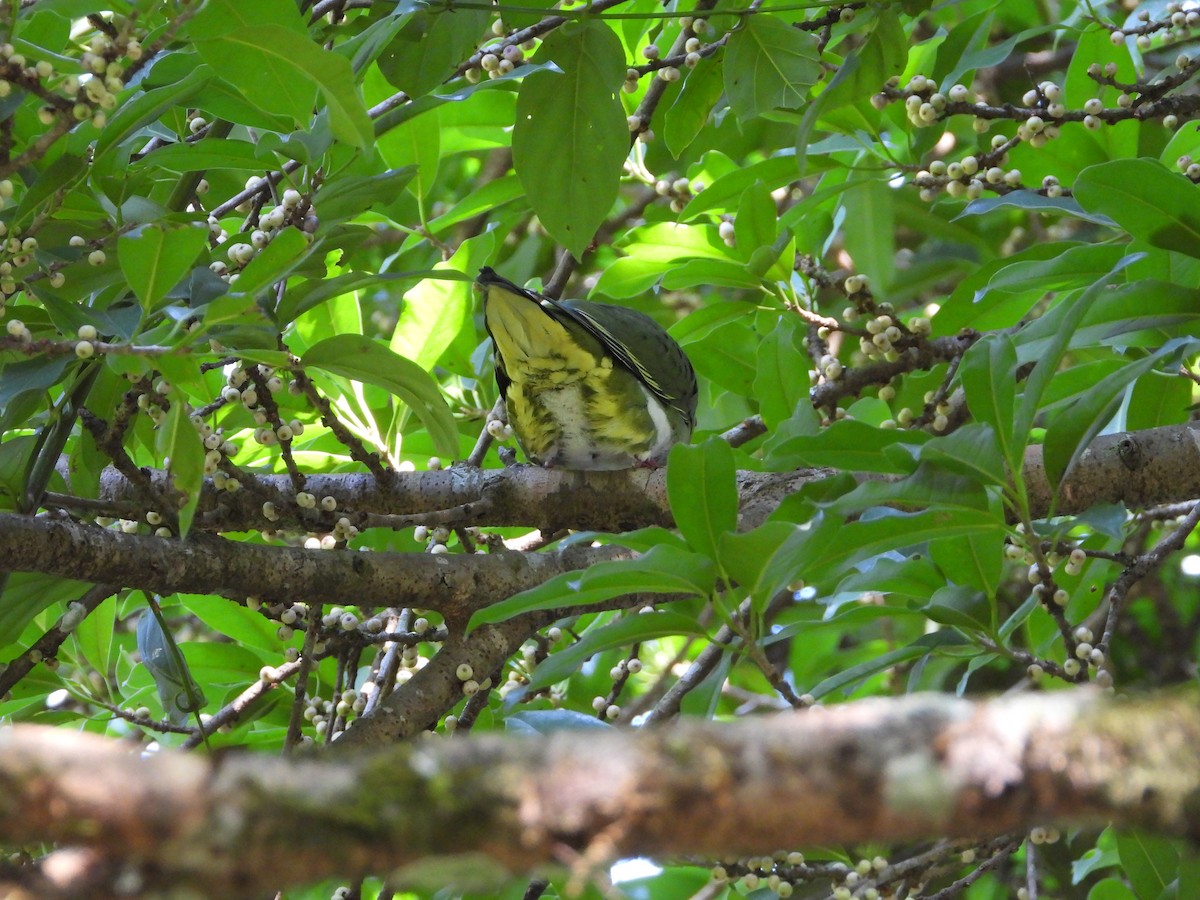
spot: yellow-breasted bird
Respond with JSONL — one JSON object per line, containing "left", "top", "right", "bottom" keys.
{"left": 477, "top": 266, "right": 697, "bottom": 470}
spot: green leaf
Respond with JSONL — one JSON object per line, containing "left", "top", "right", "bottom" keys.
{"left": 312, "top": 167, "right": 417, "bottom": 224}
{"left": 1116, "top": 831, "right": 1180, "bottom": 900}
{"left": 764, "top": 419, "right": 927, "bottom": 474}
{"left": 382, "top": 109, "right": 442, "bottom": 206}
{"left": 935, "top": 243, "right": 1127, "bottom": 336}
{"left": 960, "top": 334, "right": 1019, "bottom": 470}
{"left": 117, "top": 223, "right": 208, "bottom": 311}
{"left": 1043, "top": 346, "right": 1181, "bottom": 487}
{"left": 138, "top": 138, "right": 266, "bottom": 174}
{"left": 683, "top": 153, "right": 803, "bottom": 219}
{"left": 377, "top": 6, "right": 490, "bottom": 99}
{"left": 733, "top": 180, "right": 777, "bottom": 259}
{"left": 1075, "top": 159, "right": 1200, "bottom": 259}
{"left": 1074, "top": 826, "right": 1121, "bottom": 884}
{"left": 527, "top": 610, "right": 708, "bottom": 691}
{"left": 180, "top": 595, "right": 283, "bottom": 654}
{"left": 841, "top": 179, "right": 895, "bottom": 290}
{"left": 800, "top": 508, "right": 1001, "bottom": 586}
{"left": 723, "top": 15, "right": 820, "bottom": 122}
{"left": 301, "top": 334, "right": 459, "bottom": 457}
{"left": 810, "top": 631, "right": 967, "bottom": 698}
{"left": 191, "top": 2, "right": 372, "bottom": 146}
{"left": 0, "top": 573, "right": 87, "bottom": 649}
{"left": 467, "top": 544, "right": 716, "bottom": 631}
{"left": 72, "top": 594, "right": 116, "bottom": 677}
{"left": 1126, "top": 371, "right": 1192, "bottom": 431}
{"left": 1015, "top": 258, "right": 1137, "bottom": 440}
{"left": 685, "top": 320, "right": 758, "bottom": 395}
{"left": 389, "top": 234, "right": 494, "bottom": 370}
{"left": 664, "top": 55, "right": 725, "bottom": 156}
{"left": 512, "top": 20, "right": 627, "bottom": 259}
{"left": 156, "top": 391, "right": 205, "bottom": 538}
{"left": 668, "top": 437, "right": 738, "bottom": 560}
{"left": 957, "top": 192, "right": 1115, "bottom": 227}
{"left": 752, "top": 314, "right": 807, "bottom": 428}
{"left": 917, "top": 424, "right": 1007, "bottom": 487}
{"left": 93, "top": 65, "right": 213, "bottom": 161}
{"left": 717, "top": 521, "right": 798, "bottom": 602}
{"left": 930, "top": 526, "right": 1004, "bottom": 599}
{"left": 921, "top": 584, "right": 991, "bottom": 631}
{"left": 1087, "top": 879, "right": 1138, "bottom": 900}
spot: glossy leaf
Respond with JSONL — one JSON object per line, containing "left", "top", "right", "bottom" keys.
{"left": 1075, "top": 159, "right": 1200, "bottom": 259}
{"left": 724, "top": 15, "right": 820, "bottom": 122}
{"left": 117, "top": 223, "right": 208, "bottom": 311}
{"left": 512, "top": 20, "right": 627, "bottom": 259}
{"left": 466, "top": 544, "right": 716, "bottom": 632}
{"left": 1043, "top": 345, "right": 1182, "bottom": 487}
{"left": 301, "top": 334, "right": 459, "bottom": 457}
{"left": 667, "top": 437, "right": 738, "bottom": 561}
{"left": 156, "top": 390, "right": 205, "bottom": 538}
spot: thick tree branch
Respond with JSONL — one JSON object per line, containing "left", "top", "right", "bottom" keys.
{"left": 75, "top": 424, "right": 1200, "bottom": 536}
{"left": 8, "top": 424, "right": 1200, "bottom": 620}
{"left": 1, "top": 688, "right": 1197, "bottom": 898}
{"left": 0, "top": 513, "right": 630, "bottom": 626}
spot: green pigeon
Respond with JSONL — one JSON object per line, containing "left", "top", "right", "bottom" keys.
{"left": 477, "top": 266, "right": 697, "bottom": 470}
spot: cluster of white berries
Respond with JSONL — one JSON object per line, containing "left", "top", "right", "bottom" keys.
{"left": 485, "top": 417, "right": 514, "bottom": 442}
{"left": 455, "top": 660, "right": 492, "bottom": 697}
{"left": 413, "top": 523, "right": 454, "bottom": 554}
{"left": 713, "top": 850, "right": 867, "bottom": 898}
{"left": 1113, "top": 3, "right": 1200, "bottom": 50}
{"left": 1, "top": 32, "right": 139, "bottom": 133}
{"left": 218, "top": 362, "right": 302, "bottom": 447}
{"left": 189, "top": 412, "right": 240, "bottom": 478}
{"left": 892, "top": 74, "right": 968, "bottom": 127}
{"left": 464, "top": 20, "right": 535, "bottom": 83}
{"left": 1028, "top": 826, "right": 1062, "bottom": 846}
{"left": 650, "top": 174, "right": 703, "bottom": 215}
{"left": 210, "top": 189, "right": 309, "bottom": 284}
{"left": 1178, "top": 153, "right": 1200, "bottom": 182}
{"left": 0, "top": 208, "right": 86, "bottom": 315}
{"left": 302, "top": 687, "right": 366, "bottom": 735}
{"left": 1070, "top": 624, "right": 1107, "bottom": 675}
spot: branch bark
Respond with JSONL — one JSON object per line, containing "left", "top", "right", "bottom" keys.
{"left": 1, "top": 688, "right": 1197, "bottom": 898}
{"left": 8, "top": 423, "right": 1198, "bottom": 613}
{"left": 76, "top": 423, "right": 1200, "bottom": 537}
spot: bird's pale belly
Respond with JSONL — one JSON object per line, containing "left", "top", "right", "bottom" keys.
{"left": 506, "top": 380, "right": 673, "bottom": 469}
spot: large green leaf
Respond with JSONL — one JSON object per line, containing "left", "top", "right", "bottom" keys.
{"left": 466, "top": 544, "right": 716, "bottom": 632}
{"left": 1075, "top": 159, "right": 1200, "bottom": 259}
{"left": 724, "top": 14, "right": 820, "bottom": 122}
{"left": 156, "top": 390, "right": 206, "bottom": 538}
{"left": 667, "top": 437, "right": 738, "bottom": 561}
{"left": 1042, "top": 345, "right": 1184, "bottom": 487}
{"left": 512, "top": 20, "right": 627, "bottom": 259}
{"left": 810, "top": 631, "right": 968, "bottom": 699}
{"left": 960, "top": 333, "right": 1019, "bottom": 471}
{"left": 377, "top": 6, "right": 490, "bottom": 99}
{"left": 117, "top": 223, "right": 208, "bottom": 311}
{"left": 1115, "top": 831, "right": 1180, "bottom": 900}
{"left": 0, "top": 573, "right": 87, "bottom": 649}
{"left": 301, "top": 334, "right": 459, "bottom": 457}
{"left": 389, "top": 235, "right": 494, "bottom": 371}
{"left": 189, "top": 0, "right": 371, "bottom": 146}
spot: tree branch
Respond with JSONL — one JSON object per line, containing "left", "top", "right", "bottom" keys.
{"left": 1, "top": 688, "right": 1197, "bottom": 897}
